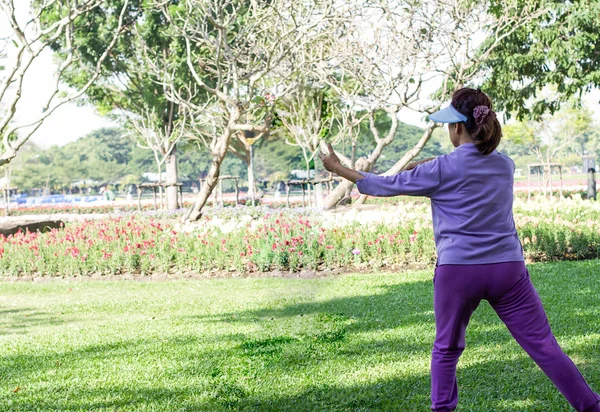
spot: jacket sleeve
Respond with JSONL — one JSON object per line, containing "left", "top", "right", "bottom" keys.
{"left": 355, "top": 158, "right": 441, "bottom": 197}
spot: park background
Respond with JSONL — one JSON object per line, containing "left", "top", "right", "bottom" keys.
{"left": 1, "top": 1, "right": 600, "bottom": 411}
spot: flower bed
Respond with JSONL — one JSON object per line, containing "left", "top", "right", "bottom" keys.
{"left": 1, "top": 198, "right": 599, "bottom": 276}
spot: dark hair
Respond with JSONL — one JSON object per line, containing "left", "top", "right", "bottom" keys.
{"left": 451, "top": 88, "right": 502, "bottom": 155}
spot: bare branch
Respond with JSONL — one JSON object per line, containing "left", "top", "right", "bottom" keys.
{"left": 0, "top": 0, "right": 130, "bottom": 166}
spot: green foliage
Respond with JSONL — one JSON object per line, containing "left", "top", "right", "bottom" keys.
{"left": 9, "top": 129, "right": 146, "bottom": 190}
{"left": 482, "top": 0, "right": 600, "bottom": 119}
{"left": 253, "top": 138, "right": 306, "bottom": 179}
{"left": 7, "top": 116, "right": 440, "bottom": 191}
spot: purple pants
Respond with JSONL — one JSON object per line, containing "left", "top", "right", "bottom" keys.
{"left": 431, "top": 262, "right": 600, "bottom": 412}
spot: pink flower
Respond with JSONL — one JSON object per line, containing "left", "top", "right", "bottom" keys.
{"left": 410, "top": 231, "right": 418, "bottom": 243}
{"left": 352, "top": 248, "right": 360, "bottom": 255}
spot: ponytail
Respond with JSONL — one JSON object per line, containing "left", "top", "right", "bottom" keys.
{"left": 451, "top": 88, "right": 502, "bottom": 155}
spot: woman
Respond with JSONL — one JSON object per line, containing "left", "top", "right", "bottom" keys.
{"left": 319, "top": 87, "right": 600, "bottom": 412}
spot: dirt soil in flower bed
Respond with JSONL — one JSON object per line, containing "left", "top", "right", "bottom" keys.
{"left": 0, "top": 261, "right": 433, "bottom": 283}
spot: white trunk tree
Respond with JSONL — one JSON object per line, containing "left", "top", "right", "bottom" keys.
{"left": 316, "top": 0, "right": 437, "bottom": 209}
{"left": 147, "top": 0, "right": 342, "bottom": 221}
{"left": 319, "top": 0, "right": 548, "bottom": 208}
{"left": 276, "top": 82, "right": 334, "bottom": 206}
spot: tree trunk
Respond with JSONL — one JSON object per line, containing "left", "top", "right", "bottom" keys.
{"left": 185, "top": 115, "right": 238, "bottom": 221}
{"left": 248, "top": 144, "right": 255, "bottom": 206}
{"left": 306, "top": 163, "right": 312, "bottom": 207}
{"left": 313, "top": 159, "right": 323, "bottom": 207}
{"left": 323, "top": 158, "right": 370, "bottom": 209}
{"left": 156, "top": 163, "right": 164, "bottom": 210}
{"left": 344, "top": 140, "right": 357, "bottom": 199}
{"left": 322, "top": 120, "right": 395, "bottom": 210}
{"left": 165, "top": 143, "right": 179, "bottom": 210}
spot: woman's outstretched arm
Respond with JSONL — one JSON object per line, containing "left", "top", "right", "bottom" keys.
{"left": 320, "top": 143, "right": 441, "bottom": 198}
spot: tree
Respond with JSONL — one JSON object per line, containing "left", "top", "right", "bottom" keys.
{"left": 151, "top": 0, "right": 342, "bottom": 221}
{"left": 318, "top": 0, "right": 546, "bottom": 209}
{"left": 482, "top": 1, "right": 600, "bottom": 119}
{"left": 504, "top": 105, "right": 593, "bottom": 165}
{"left": 275, "top": 82, "right": 334, "bottom": 206}
{"left": 0, "top": 0, "right": 131, "bottom": 165}
{"left": 128, "top": 108, "right": 187, "bottom": 209}
{"left": 44, "top": 0, "right": 193, "bottom": 210}
{"left": 304, "top": 0, "right": 440, "bottom": 209}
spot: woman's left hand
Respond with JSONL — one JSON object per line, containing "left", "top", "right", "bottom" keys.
{"left": 319, "top": 143, "right": 342, "bottom": 173}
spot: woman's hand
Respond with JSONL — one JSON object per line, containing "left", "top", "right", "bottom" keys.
{"left": 319, "top": 143, "right": 342, "bottom": 173}
{"left": 318, "top": 143, "right": 364, "bottom": 183}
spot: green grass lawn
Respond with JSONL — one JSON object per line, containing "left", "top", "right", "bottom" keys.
{"left": 1, "top": 261, "right": 599, "bottom": 411}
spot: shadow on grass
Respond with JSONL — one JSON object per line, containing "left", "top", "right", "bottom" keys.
{"left": 4, "top": 354, "right": 596, "bottom": 411}
{"left": 193, "top": 261, "right": 600, "bottom": 350}
{"left": 0, "top": 307, "right": 70, "bottom": 336}
{"left": 2, "top": 262, "right": 599, "bottom": 411}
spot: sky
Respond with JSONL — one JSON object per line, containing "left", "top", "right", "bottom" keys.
{"left": 15, "top": 50, "right": 117, "bottom": 148}
{"left": 0, "top": 1, "right": 115, "bottom": 149}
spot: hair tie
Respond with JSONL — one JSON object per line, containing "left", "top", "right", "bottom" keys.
{"left": 473, "top": 105, "right": 491, "bottom": 126}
